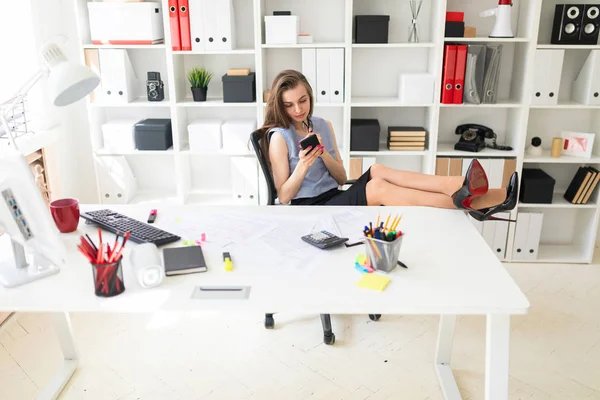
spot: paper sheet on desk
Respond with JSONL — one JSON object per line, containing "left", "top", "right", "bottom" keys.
{"left": 163, "top": 213, "right": 278, "bottom": 247}
{"left": 259, "top": 217, "right": 323, "bottom": 269}
{"left": 328, "top": 209, "right": 368, "bottom": 243}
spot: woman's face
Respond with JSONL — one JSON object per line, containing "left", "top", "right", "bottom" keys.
{"left": 281, "top": 84, "right": 311, "bottom": 124}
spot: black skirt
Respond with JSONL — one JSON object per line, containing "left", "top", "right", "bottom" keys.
{"left": 291, "top": 168, "right": 372, "bottom": 206}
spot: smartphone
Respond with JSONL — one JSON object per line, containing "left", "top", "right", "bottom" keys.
{"left": 299, "top": 134, "right": 320, "bottom": 151}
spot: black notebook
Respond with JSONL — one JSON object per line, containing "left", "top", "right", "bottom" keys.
{"left": 163, "top": 246, "right": 207, "bottom": 276}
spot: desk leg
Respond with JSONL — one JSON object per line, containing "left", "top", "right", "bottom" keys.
{"left": 36, "top": 312, "right": 79, "bottom": 400}
{"left": 484, "top": 314, "right": 510, "bottom": 400}
{"left": 435, "top": 314, "right": 461, "bottom": 400}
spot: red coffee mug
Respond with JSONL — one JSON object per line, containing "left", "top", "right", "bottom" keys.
{"left": 50, "top": 198, "right": 80, "bottom": 233}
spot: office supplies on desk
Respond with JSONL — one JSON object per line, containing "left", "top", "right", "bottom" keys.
{"left": 301, "top": 230, "right": 348, "bottom": 249}
{"left": 78, "top": 230, "right": 128, "bottom": 297}
{"left": 147, "top": 209, "right": 157, "bottom": 223}
{"left": 163, "top": 246, "right": 207, "bottom": 276}
{"left": 81, "top": 209, "right": 180, "bottom": 246}
{"left": 130, "top": 243, "right": 164, "bottom": 288}
{"left": 223, "top": 252, "right": 233, "bottom": 271}
{"left": 357, "top": 273, "right": 391, "bottom": 292}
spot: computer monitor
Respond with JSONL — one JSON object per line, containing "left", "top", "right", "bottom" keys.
{"left": 0, "top": 150, "right": 66, "bottom": 287}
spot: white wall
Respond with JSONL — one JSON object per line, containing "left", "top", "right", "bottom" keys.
{"left": 0, "top": 0, "right": 97, "bottom": 202}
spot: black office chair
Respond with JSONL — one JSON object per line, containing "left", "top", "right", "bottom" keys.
{"left": 250, "top": 129, "right": 381, "bottom": 345}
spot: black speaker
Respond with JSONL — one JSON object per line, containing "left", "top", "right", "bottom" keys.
{"left": 551, "top": 4, "right": 585, "bottom": 44}
{"left": 580, "top": 5, "right": 600, "bottom": 44}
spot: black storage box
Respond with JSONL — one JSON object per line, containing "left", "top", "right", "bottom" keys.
{"left": 351, "top": 119, "right": 380, "bottom": 151}
{"left": 222, "top": 72, "right": 256, "bottom": 103}
{"left": 134, "top": 118, "right": 173, "bottom": 151}
{"left": 445, "top": 21, "right": 465, "bottom": 38}
{"left": 520, "top": 168, "right": 556, "bottom": 204}
{"left": 354, "top": 15, "right": 390, "bottom": 44}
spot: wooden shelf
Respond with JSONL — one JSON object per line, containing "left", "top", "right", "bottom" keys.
{"left": 523, "top": 151, "right": 600, "bottom": 164}
{"left": 352, "top": 43, "right": 435, "bottom": 48}
{"left": 350, "top": 147, "right": 429, "bottom": 156}
{"left": 89, "top": 98, "right": 171, "bottom": 108}
{"left": 518, "top": 193, "right": 597, "bottom": 209}
{"left": 444, "top": 37, "right": 529, "bottom": 43}
{"left": 436, "top": 143, "right": 518, "bottom": 158}
{"left": 83, "top": 44, "right": 165, "bottom": 49}
{"left": 440, "top": 101, "right": 521, "bottom": 108}
{"left": 529, "top": 101, "right": 600, "bottom": 109}
{"left": 172, "top": 49, "right": 255, "bottom": 55}
{"left": 537, "top": 44, "right": 600, "bottom": 50}
{"left": 177, "top": 99, "right": 257, "bottom": 107}
{"left": 351, "top": 97, "right": 433, "bottom": 107}
{"left": 262, "top": 43, "right": 345, "bottom": 49}
{"left": 96, "top": 149, "right": 175, "bottom": 156}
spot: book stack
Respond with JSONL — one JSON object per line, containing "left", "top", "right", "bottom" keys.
{"left": 387, "top": 126, "right": 427, "bottom": 151}
{"left": 564, "top": 166, "right": 600, "bottom": 204}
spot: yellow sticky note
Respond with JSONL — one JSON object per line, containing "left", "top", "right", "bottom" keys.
{"left": 357, "top": 274, "right": 391, "bottom": 292}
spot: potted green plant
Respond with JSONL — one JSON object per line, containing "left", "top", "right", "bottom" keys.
{"left": 188, "top": 67, "right": 213, "bottom": 102}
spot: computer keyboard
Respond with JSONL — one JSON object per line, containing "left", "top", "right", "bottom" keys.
{"left": 81, "top": 209, "right": 180, "bottom": 246}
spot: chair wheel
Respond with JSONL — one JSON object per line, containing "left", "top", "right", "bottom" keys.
{"left": 369, "top": 314, "right": 382, "bottom": 321}
{"left": 265, "top": 316, "right": 274, "bottom": 329}
{"left": 324, "top": 333, "right": 335, "bottom": 345}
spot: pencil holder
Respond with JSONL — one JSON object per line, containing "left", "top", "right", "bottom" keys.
{"left": 91, "top": 257, "right": 125, "bottom": 297}
{"left": 363, "top": 235, "right": 403, "bottom": 273}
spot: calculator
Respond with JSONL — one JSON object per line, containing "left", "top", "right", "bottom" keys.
{"left": 301, "top": 230, "right": 349, "bottom": 249}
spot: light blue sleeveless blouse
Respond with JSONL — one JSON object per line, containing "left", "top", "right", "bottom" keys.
{"left": 270, "top": 116, "right": 339, "bottom": 200}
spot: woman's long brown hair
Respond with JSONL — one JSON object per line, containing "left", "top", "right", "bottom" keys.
{"left": 259, "top": 69, "right": 314, "bottom": 162}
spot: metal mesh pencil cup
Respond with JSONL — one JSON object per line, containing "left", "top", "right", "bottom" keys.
{"left": 91, "top": 257, "right": 125, "bottom": 297}
{"left": 363, "top": 236, "right": 403, "bottom": 273}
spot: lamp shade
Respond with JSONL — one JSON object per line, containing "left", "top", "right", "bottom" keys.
{"left": 41, "top": 42, "right": 100, "bottom": 107}
{"left": 48, "top": 63, "right": 100, "bottom": 107}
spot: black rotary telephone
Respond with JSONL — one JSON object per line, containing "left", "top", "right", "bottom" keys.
{"left": 454, "top": 124, "right": 513, "bottom": 152}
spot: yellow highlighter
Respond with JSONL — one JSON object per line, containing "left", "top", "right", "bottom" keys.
{"left": 223, "top": 252, "right": 233, "bottom": 271}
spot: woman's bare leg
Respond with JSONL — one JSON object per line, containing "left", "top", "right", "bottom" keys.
{"left": 369, "top": 164, "right": 464, "bottom": 197}
{"left": 367, "top": 178, "right": 508, "bottom": 210}
{"left": 366, "top": 178, "right": 455, "bottom": 208}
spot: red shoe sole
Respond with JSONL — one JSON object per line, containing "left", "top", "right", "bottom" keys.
{"left": 468, "top": 160, "right": 488, "bottom": 196}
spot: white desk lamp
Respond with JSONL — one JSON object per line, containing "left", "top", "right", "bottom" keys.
{"left": 0, "top": 40, "right": 100, "bottom": 287}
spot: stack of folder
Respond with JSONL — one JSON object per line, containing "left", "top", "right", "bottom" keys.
{"left": 442, "top": 44, "right": 502, "bottom": 104}
{"left": 564, "top": 166, "right": 600, "bottom": 204}
{"left": 387, "top": 127, "right": 426, "bottom": 151}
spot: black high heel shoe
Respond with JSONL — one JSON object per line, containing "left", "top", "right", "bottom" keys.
{"left": 469, "top": 172, "right": 519, "bottom": 222}
{"left": 452, "top": 159, "right": 489, "bottom": 211}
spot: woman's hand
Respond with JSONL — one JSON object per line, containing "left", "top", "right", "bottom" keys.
{"left": 297, "top": 145, "right": 324, "bottom": 173}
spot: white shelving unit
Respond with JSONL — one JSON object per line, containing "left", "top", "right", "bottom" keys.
{"left": 73, "top": 0, "right": 600, "bottom": 264}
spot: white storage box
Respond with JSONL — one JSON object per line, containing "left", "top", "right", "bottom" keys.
{"left": 101, "top": 119, "right": 139, "bottom": 152}
{"left": 222, "top": 120, "right": 256, "bottom": 153}
{"left": 398, "top": 73, "right": 435, "bottom": 105}
{"left": 88, "top": 2, "right": 164, "bottom": 45}
{"left": 265, "top": 16, "right": 299, "bottom": 45}
{"left": 188, "top": 120, "right": 223, "bottom": 152}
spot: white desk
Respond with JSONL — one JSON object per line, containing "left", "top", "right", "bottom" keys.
{"left": 0, "top": 205, "right": 529, "bottom": 400}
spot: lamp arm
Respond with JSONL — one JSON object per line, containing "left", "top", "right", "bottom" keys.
{"left": 0, "top": 68, "right": 48, "bottom": 151}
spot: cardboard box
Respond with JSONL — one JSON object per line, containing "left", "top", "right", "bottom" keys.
{"left": 464, "top": 26, "right": 477, "bottom": 38}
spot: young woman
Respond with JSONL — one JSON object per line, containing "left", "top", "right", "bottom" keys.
{"left": 258, "top": 69, "right": 518, "bottom": 222}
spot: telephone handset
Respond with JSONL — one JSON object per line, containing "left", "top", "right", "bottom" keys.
{"left": 454, "top": 124, "right": 513, "bottom": 152}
